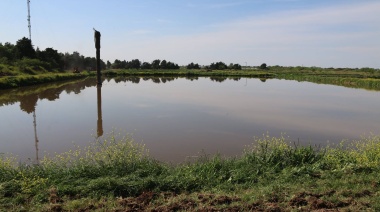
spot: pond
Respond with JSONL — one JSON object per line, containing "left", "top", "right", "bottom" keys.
{"left": 1, "top": 76, "right": 380, "bottom": 163}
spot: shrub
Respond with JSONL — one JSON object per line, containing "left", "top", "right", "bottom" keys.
{"left": 15, "top": 58, "right": 49, "bottom": 74}
{"left": 260, "top": 63, "right": 267, "bottom": 69}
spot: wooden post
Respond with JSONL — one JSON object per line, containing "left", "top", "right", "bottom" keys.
{"left": 94, "top": 29, "right": 103, "bottom": 137}
{"left": 94, "top": 29, "right": 102, "bottom": 87}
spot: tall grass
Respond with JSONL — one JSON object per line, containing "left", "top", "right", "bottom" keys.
{"left": 324, "top": 134, "right": 380, "bottom": 170}
{"left": 1, "top": 132, "right": 380, "bottom": 208}
{"left": 279, "top": 75, "right": 380, "bottom": 91}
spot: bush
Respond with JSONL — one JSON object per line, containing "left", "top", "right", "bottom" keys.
{"left": 15, "top": 58, "right": 49, "bottom": 74}
{"left": 260, "top": 63, "right": 267, "bottom": 69}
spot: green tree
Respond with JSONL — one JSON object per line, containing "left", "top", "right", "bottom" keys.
{"left": 120, "top": 60, "right": 127, "bottom": 69}
{"left": 260, "top": 63, "right": 267, "bottom": 69}
{"left": 228, "top": 63, "right": 241, "bottom": 70}
{"left": 160, "top": 60, "right": 168, "bottom": 69}
{"left": 129, "top": 59, "right": 141, "bottom": 69}
{"left": 15, "top": 37, "right": 36, "bottom": 59}
{"left": 166, "top": 61, "right": 179, "bottom": 69}
{"left": 186, "top": 62, "right": 200, "bottom": 69}
{"left": 83, "top": 57, "right": 96, "bottom": 71}
{"left": 38, "top": 47, "right": 63, "bottom": 70}
{"left": 152, "top": 59, "right": 161, "bottom": 69}
{"left": 141, "top": 62, "right": 152, "bottom": 69}
{"left": 112, "top": 59, "right": 122, "bottom": 69}
{"left": 209, "top": 61, "right": 227, "bottom": 70}
{"left": 0, "top": 42, "right": 16, "bottom": 63}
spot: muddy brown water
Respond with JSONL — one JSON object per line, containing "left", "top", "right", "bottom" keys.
{"left": 1, "top": 76, "right": 379, "bottom": 163}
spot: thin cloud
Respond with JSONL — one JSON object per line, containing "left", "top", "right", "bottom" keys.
{"left": 108, "top": 2, "right": 380, "bottom": 68}
{"left": 221, "top": 2, "right": 380, "bottom": 30}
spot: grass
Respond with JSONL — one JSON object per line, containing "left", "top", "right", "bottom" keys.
{"left": 1, "top": 132, "right": 380, "bottom": 211}
{"left": 0, "top": 73, "right": 92, "bottom": 89}
{"left": 1, "top": 65, "right": 380, "bottom": 90}
{"left": 103, "top": 68, "right": 380, "bottom": 91}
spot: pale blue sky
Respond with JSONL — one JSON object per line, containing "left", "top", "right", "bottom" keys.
{"left": 1, "top": 0, "right": 379, "bottom": 68}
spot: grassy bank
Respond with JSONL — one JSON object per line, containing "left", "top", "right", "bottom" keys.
{"left": 0, "top": 73, "right": 91, "bottom": 89}
{"left": 1, "top": 66, "right": 380, "bottom": 90}
{"left": 103, "top": 68, "right": 380, "bottom": 91}
{"left": 268, "top": 66, "right": 380, "bottom": 91}
{"left": 1, "top": 133, "right": 380, "bottom": 211}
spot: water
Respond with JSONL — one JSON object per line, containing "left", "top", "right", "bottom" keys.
{"left": 1, "top": 76, "right": 379, "bottom": 163}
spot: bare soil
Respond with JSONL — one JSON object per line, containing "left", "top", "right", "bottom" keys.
{"left": 46, "top": 188, "right": 375, "bottom": 211}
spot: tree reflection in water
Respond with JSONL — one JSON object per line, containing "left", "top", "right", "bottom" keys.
{"left": 0, "top": 76, "right": 268, "bottom": 163}
{"left": 0, "top": 77, "right": 99, "bottom": 163}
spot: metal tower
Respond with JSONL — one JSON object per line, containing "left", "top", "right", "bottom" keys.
{"left": 27, "top": 0, "right": 31, "bottom": 40}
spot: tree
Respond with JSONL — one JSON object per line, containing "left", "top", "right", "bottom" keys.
{"left": 15, "top": 37, "right": 36, "bottom": 59}
{"left": 186, "top": 62, "right": 200, "bottom": 69}
{"left": 166, "top": 61, "right": 179, "bottom": 69}
{"left": 160, "top": 60, "right": 168, "bottom": 69}
{"left": 112, "top": 59, "right": 122, "bottom": 69}
{"left": 152, "top": 59, "right": 161, "bottom": 69}
{"left": 260, "top": 63, "right": 267, "bottom": 69}
{"left": 141, "top": 62, "right": 152, "bottom": 69}
{"left": 106, "top": 60, "right": 111, "bottom": 69}
{"left": 38, "top": 47, "right": 63, "bottom": 70}
{"left": 209, "top": 61, "right": 227, "bottom": 70}
{"left": 228, "top": 63, "right": 241, "bottom": 70}
{"left": 83, "top": 57, "right": 96, "bottom": 71}
{"left": 120, "top": 60, "right": 127, "bottom": 69}
{"left": 0, "top": 42, "right": 16, "bottom": 63}
{"left": 130, "top": 59, "right": 141, "bottom": 69}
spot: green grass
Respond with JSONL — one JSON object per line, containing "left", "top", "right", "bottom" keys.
{"left": 1, "top": 132, "right": 380, "bottom": 211}
{"left": 0, "top": 72, "right": 92, "bottom": 89}
{"left": 101, "top": 68, "right": 380, "bottom": 91}
{"left": 1, "top": 66, "right": 380, "bottom": 90}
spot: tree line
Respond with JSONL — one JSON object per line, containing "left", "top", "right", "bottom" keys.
{"left": 0, "top": 37, "right": 245, "bottom": 73}
{"left": 109, "top": 59, "right": 180, "bottom": 70}
{"left": 0, "top": 37, "right": 108, "bottom": 73}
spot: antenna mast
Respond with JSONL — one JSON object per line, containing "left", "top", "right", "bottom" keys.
{"left": 27, "top": 0, "right": 32, "bottom": 40}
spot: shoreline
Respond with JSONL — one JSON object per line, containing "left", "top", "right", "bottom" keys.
{"left": 1, "top": 67, "right": 380, "bottom": 91}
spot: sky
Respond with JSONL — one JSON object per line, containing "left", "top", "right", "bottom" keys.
{"left": 1, "top": 0, "right": 379, "bottom": 68}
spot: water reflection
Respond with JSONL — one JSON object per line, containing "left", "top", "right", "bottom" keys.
{"left": 186, "top": 76, "right": 199, "bottom": 81}
{"left": 33, "top": 110, "right": 39, "bottom": 164}
{"left": 1, "top": 76, "right": 380, "bottom": 163}
{"left": 0, "top": 76, "right": 239, "bottom": 110}
{"left": 0, "top": 77, "right": 100, "bottom": 110}
{"left": 97, "top": 86, "right": 103, "bottom": 137}
{"left": 0, "top": 77, "right": 101, "bottom": 163}
{"left": 0, "top": 76, "right": 210, "bottom": 163}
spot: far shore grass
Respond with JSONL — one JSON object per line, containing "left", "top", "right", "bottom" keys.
{"left": 1, "top": 133, "right": 380, "bottom": 211}
{"left": 1, "top": 66, "right": 380, "bottom": 90}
